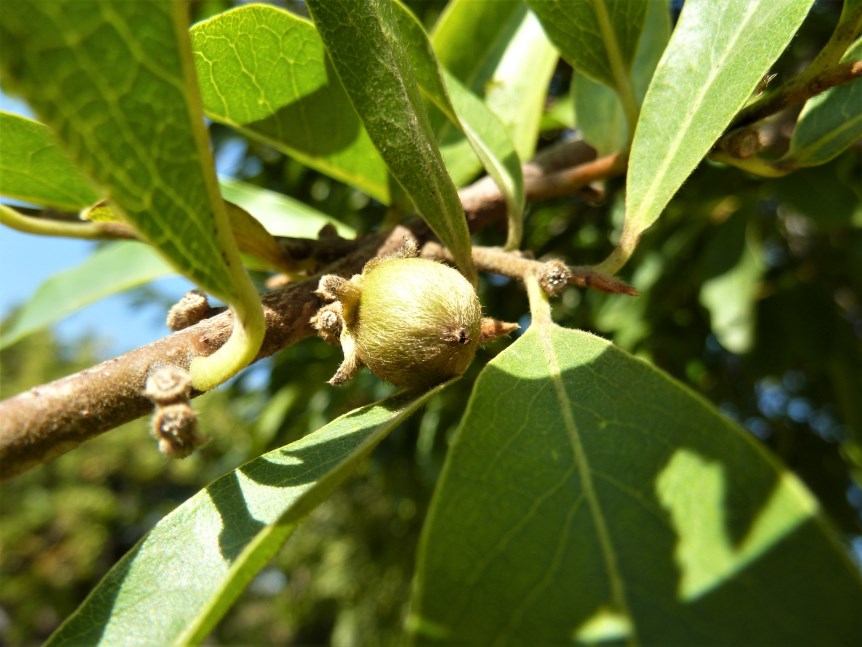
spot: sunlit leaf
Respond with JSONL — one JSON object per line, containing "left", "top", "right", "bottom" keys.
{"left": 47, "top": 383, "right": 450, "bottom": 646}
{"left": 0, "top": 242, "right": 175, "bottom": 350}
{"left": 610, "top": 0, "right": 815, "bottom": 271}
{"left": 0, "top": 0, "right": 246, "bottom": 303}
{"left": 190, "top": 5, "right": 392, "bottom": 204}
{"left": 432, "top": 1, "right": 558, "bottom": 168}
{"left": 411, "top": 326, "right": 862, "bottom": 644}
{"left": 0, "top": 112, "right": 99, "bottom": 211}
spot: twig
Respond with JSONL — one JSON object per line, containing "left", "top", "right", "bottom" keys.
{"left": 421, "top": 243, "right": 637, "bottom": 297}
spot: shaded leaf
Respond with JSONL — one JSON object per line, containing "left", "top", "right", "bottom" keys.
{"left": 190, "top": 5, "right": 392, "bottom": 204}
{"left": 613, "top": 0, "right": 815, "bottom": 270}
{"left": 0, "top": 242, "right": 174, "bottom": 350}
{"left": 411, "top": 326, "right": 862, "bottom": 644}
{"left": 305, "top": 0, "right": 475, "bottom": 281}
{"left": 432, "top": 1, "right": 558, "bottom": 167}
{"left": 0, "top": 112, "right": 99, "bottom": 211}
{"left": 787, "top": 38, "right": 862, "bottom": 167}
{"left": 526, "top": 0, "right": 646, "bottom": 89}
{"left": 47, "top": 383, "right": 450, "bottom": 647}
{"left": 574, "top": 0, "right": 670, "bottom": 155}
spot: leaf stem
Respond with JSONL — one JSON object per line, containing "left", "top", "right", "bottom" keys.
{"left": 0, "top": 203, "right": 134, "bottom": 240}
{"left": 525, "top": 272, "right": 553, "bottom": 327}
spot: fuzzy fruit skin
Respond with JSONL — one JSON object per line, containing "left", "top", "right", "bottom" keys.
{"left": 349, "top": 258, "right": 482, "bottom": 388}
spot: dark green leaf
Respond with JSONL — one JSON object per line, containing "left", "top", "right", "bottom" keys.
{"left": 0, "top": 0, "right": 244, "bottom": 302}
{"left": 573, "top": 0, "right": 670, "bottom": 155}
{"left": 0, "top": 242, "right": 174, "bottom": 350}
{"left": 526, "top": 0, "right": 646, "bottom": 88}
{"left": 411, "top": 326, "right": 862, "bottom": 644}
{"left": 47, "top": 383, "right": 450, "bottom": 646}
{"left": 0, "top": 112, "right": 99, "bottom": 211}
{"left": 305, "top": 0, "right": 475, "bottom": 281}
{"left": 190, "top": 5, "right": 392, "bottom": 204}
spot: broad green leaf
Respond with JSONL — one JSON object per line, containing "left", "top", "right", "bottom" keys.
{"left": 47, "top": 383, "right": 450, "bottom": 647}
{"left": 574, "top": 0, "right": 670, "bottom": 155}
{"left": 0, "top": 112, "right": 99, "bottom": 211}
{"left": 432, "top": 1, "right": 558, "bottom": 166}
{"left": 526, "top": 0, "right": 646, "bottom": 127}
{"left": 610, "top": 0, "right": 815, "bottom": 272}
{"left": 190, "top": 5, "right": 392, "bottom": 204}
{"left": 0, "top": 1, "right": 243, "bottom": 302}
{"left": 0, "top": 242, "right": 174, "bottom": 350}
{"left": 219, "top": 178, "right": 355, "bottom": 239}
{"left": 306, "top": 0, "right": 475, "bottom": 281}
{"left": 786, "top": 38, "right": 862, "bottom": 167}
{"left": 390, "top": 2, "right": 524, "bottom": 248}
{"left": 411, "top": 326, "right": 862, "bottom": 644}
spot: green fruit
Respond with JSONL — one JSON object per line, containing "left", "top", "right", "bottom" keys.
{"left": 353, "top": 258, "right": 482, "bottom": 388}
{"left": 313, "top": 255, "right": 482, "bottom": 389}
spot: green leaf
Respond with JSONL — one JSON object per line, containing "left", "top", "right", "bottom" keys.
{"left": 608, "top": 0, "right": 815, "bottom": 272}
{"left": 305, "top": 0, "right": 475, "bottom": 282}
{"left": 411, "top": 326, "right": 862, "bottom": 644}
{"left": 0, "top": 0, "right": 247, "bottom": 304}
{"left": 698, "top": 211, "right": 763, "bottom": 354}
{"left": 432, "top": 1, "right": 558, "bottom": 165}
{"left": 47, "top": 383, "right": 449, "bottom": 647}
{"left": 389, "top": 2, "right": 524, "bottom": 249}
{"left": 786, "top": 38, "right": 862, "bottom": 167}
{"left": 527, "top": 0, "right": 646, "bottom": 129}
{"left": 0, "top": 242, "right": 174, "bottom": 350}
{"left": 219, "top": 178, "right": 355, "bottom": 239}
{"left": 189, "top": 5, "right": 393, "bottom": 204}
{"left": 526, "top": 0, "right": 646, "bottom": 88}
{"left": 573, "top": 0, "right": 670, "bottom": 155}
{"left": 0, "top": 112, "right": 99, "bottom": 211}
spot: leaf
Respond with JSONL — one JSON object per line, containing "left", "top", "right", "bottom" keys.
{"left": 432, "top": 1, "right": 558, "bottom": 165}
{"left": 389, "top": 2, "right": 524, "bottom": 248}
{"left": 610, "top": 0, "right": 815, "bottom": 271}
{"left": 411, "top": 326, "right": 862, "bottom": 644}
{"left": 0, "top": 0, "right": 244, "bottom": 303}
{"left": 698, "top": 211, "right": 763, "bottom": 354}
{"left": 305, "top": 0, "right": 475, "bottom": 282}
{"left": 0, "top": 242, "right": 174, "bottom": 350}
{"left": 0, "top": 112, "right": 99, "bottom": 211}
{"left": 786, "top": 38, "right": 862, "bottom": 167}
{"left": 526, "top": 0, "right": 646, "bottom": 126}
{"left": 189, "top": 5, "right": 392, "bottom": 204}
{"left": 219, "top": 178, "right": 355, "bottom": 239}
{"left": 47, "top": 383, "right": 450, "bottom": 647}
{"left": 573, "top": 0, "right": 670, "bottom": 155}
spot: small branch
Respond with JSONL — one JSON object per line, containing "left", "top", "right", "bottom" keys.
{"left": 0, "top": 226, "right": 407, "bottom": 480}
{"left": 524, "top": 153, "right": 624, "bottom": 202}
{"left": 421, "top": 242, "right": 637, "bottom": 297}
{"left": 729, "top": 60, "right": 862, "bottom": 132}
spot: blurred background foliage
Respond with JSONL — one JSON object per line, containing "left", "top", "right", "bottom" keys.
{"left": 1, "top": 0, "right": 860, "bottom": 645}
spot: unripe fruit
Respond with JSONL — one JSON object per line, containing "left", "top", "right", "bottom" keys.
{"left": 314, "top": 255, "right": 483, "bottom": 389}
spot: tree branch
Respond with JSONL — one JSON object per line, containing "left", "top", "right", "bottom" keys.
{"left": 0, "top": 138, "right": 623, "bottom": 480}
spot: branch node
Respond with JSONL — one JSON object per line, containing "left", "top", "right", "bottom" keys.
{"left": 167, "top": 290, "right": 212, "bottom": 331}
{"left": 151, "top": 403, "right": 205, "bottom": 459}
{"left": 539, "top": 260, "right": 574, "bottom": 297}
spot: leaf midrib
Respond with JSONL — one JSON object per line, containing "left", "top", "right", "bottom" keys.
{"left": 535, "top": 323, "right": 638, "bottom": 645}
